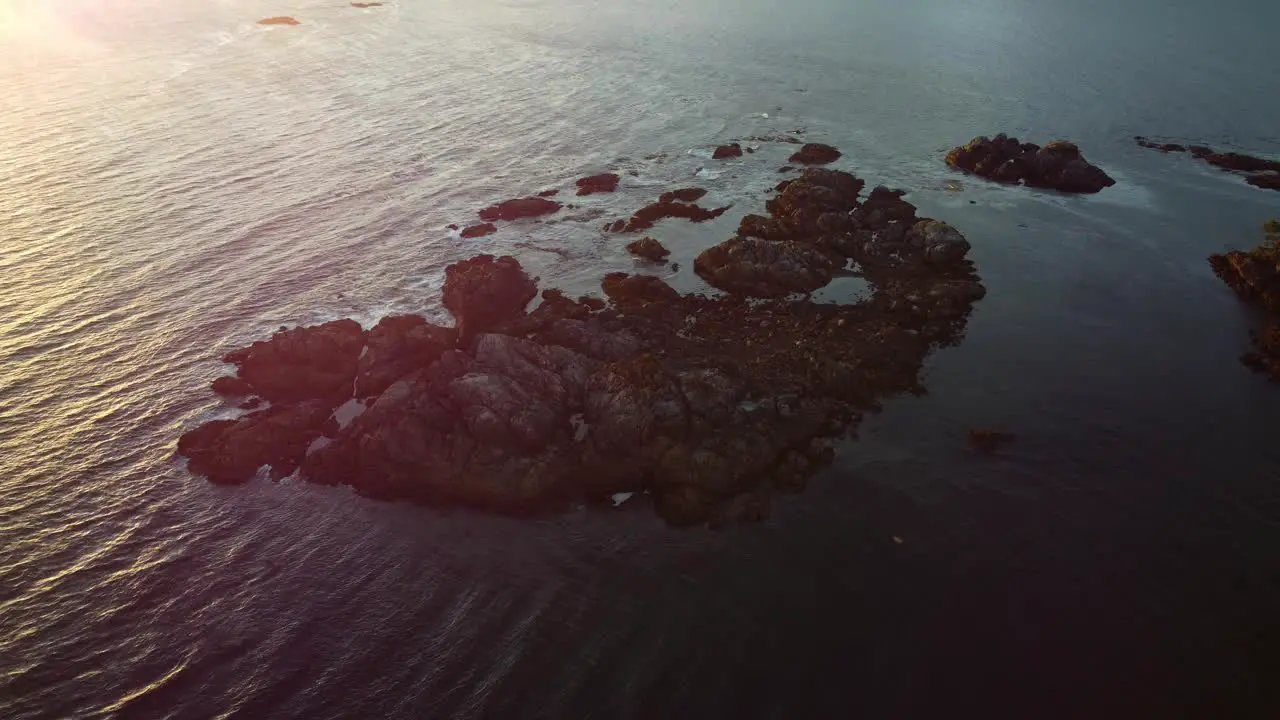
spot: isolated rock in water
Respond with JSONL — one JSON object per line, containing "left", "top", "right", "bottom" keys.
{"left": 350, "top": 2, "right": 383, "bottom": 7}
{"left": 222, "top": 319, "right": 365, "bottom": 404}
{"left": 945, "top": 134, "right": 1115, "bottom": 193}
{"left": 478, "top": 197, "right": 562, "bottom": 222}
{"left": 258, "top": 16, "right": 300, "bottom": 25}
{"left": 461, "top": 222, "right": 496, "bottom": 238}
{"left": 1246, "top": 173, "right": 1280, "bottom": 191}
{"left": 212, "top": 376, "right": 254, "bottom": 397}
{"left": 712, "top": 143, "right": 743, "bottom": 159}
{"left": 788, "top": 143, "right": 842, "bottom": 165}
{"left": 575, "top": 173, "right": 620, "bottom": 196}
{"left": 1209, "top": 221, "right": 1280, "bottom": 379}
{"left": 659, "top": 188, "right": 707, "bottom": 203}
{"left": 178, "top": 401, "right": 333, "bottom": 484}
{"left": 537, "top": 189, "right": 559, "bottom": 197}
{"left": 626, "top": 236, "right": 670, "bottom": 262}
{"left": 442, "top": 255, "right": 538, "bottom": 343}
{"left": 695, "top": 237, "right": 839, "bottom": 297}
{"left": 608, "top": 200, "right": 729, "bottom": 233}
{"left": 356, "top": 315, "right": 456, "bottom": 398}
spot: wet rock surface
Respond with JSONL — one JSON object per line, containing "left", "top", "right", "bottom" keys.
{"left": 1209, "top": 221, "right": 1280, "bottom": 380}
{"left": 258, "top": 16, "right": 300, "bottom": 25}
{"left": 788, "top": 143, "right": 842, "bottom": 165}
{"left": 659, "top": 188, "right": 707, "bottom": 203}
{"left": 461, "top": 222, "right": 496, "bottom": 238}
{"left": 945, "top": 134, "right": 1115, "bottom": 193}
{"left": 478, "top": 197, "right": 562, "bottom": 222}
{"left": 179, "top": 150, "right": 988, "bottom": 527}
{"left": 575, "top": 173, "right": 620, "bottom": 196}
{"left": 712, "top": 143, "right": 743, "bottom": 159}
{"left": 222, "top": 320, "right": 365, "bottom": 404}
{"left": 1135, "top": 137, "right": 1280, "bottom": 192}
{"left": 626, "top": 236, "right": 671, "bottom": 262}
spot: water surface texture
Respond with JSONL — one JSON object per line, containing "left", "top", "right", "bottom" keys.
{"left": 2, "top": 0, "right": 1279, "bottom": 717}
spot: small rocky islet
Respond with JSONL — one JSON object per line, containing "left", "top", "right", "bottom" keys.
{"left": 1135, "top": 136, "right": 1280, "bottom": 192}
{"left": 180, "top": 148, "right": 996, "bottom": 527}
{"left": 944, "top": 134, "right": 1116, "bottom": 193}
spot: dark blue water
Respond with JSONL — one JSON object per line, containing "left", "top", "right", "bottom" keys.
{"left": 2, "top": 0, "right": 1279, "bottom": 717}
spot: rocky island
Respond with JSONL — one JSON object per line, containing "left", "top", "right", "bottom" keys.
{"left": 1135, "top": 137, "right": 1280, "bottom": 192}
{"left": 945, "top": 134, "right": 1115, "bottom": 193}
{"left": 179, "top": 153, "right": 988, "bottom": 527}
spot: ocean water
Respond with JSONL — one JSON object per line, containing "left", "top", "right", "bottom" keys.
{"left": 2, "top": 0, "right": 1279, "bottom": 717}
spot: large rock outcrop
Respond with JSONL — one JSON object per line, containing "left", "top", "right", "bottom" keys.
{"left": 945, "top": 134, "right": 1115, "bottom": 193}
{"left": 178, "top": 149, "right": 988, "bottom": 527}
{"left": 222, "top": 320, "right": 365, "bottom": 404}
{"left": 1209, "top": 221, "right": 1280, "bottom": 379}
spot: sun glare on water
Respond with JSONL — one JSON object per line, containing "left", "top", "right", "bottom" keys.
{"left": 0, "top": 0, "right": 110, "bottom": 55}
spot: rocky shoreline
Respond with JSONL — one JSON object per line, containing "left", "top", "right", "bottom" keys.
{"left": 1135, "top": 137, "right": 1280, "bottom": 192}
{"left": 179, "top": 150, "right": 989, "bottom": 527}
{"left": 1210, "top": 221, "right": 1280, "bottom": 380}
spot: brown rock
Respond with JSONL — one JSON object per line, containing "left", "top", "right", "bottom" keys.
{"left": 442, "top": 255, "right": 538, "bottom": 344}
{"left": 461, "top": 222, "right": 497, "bottom": 238}
{"left": 258, "top": 16, "right": 300, "bottom": 25}
{"left": 789, "top": 143, "right": 842, "bottom": 165}
{"left": 575, "top": 173, "right": 620, "bottom": 196}
{"left": 478, "top": 197, "right": 562, "bottom": 222}
{"left": 659, "top": 188, "right": 707, "bottom": 203}
{"left": 712, "top": 143, "right": 743, "bottom": 159}
{"left": 626, "top": 236, "right": 671, "bottom": 262}
{"left": 222, "top": 320, "right": 365, "bottom": 404}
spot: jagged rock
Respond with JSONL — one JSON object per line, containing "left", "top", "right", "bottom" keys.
{"left": 575, "top": 173, "right": 620, "bottom": 196}
{"left": 222, "top": 320, "right": 365, "bottom": 404}
{"left": 694, "top": 237, "right": 839, "bottom": 297}
{"left": 478, "top": 197, "right": 562, "bottom": 222}
{"left": 626, "top": 236, "right": 670, "bottom": 262}
{"left": 945, "top": 134, "right": 1115, "bottom": 193}
{"left": 178, "top": 401, "right": 333, "bottom": 484}
{"left": 659, "top": 188, "right": 707, "bottom": 203}
{"left": 712, "top": 143, "right": 743, "bottom": 159}
{"left": 442, "top": 255, "right": 538, "bottom": 343}
{"left": 356, "top": 315, "right": 455, "bottom": 398}
{"left": 789, "top": 143, "right": 842, "bottom": 165}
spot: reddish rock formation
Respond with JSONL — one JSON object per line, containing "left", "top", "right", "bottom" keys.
{"left": 659, "top": 188, "right": 707, "bottom": 203}
{"left": 178, "top": 147, "right": 989, "bottom": 527}
{"left": 626, "top": 236, "right": 671, "bottom": 262}
{"left": 222, "top": 320, "right": 365, "bottom": 404}
{"left": 575, "top": 173, "right": 620, "bottom": 196}
{"left": 478, "top": 197, "right": 562, "bottom": 222}
{"left": 604, "top": 200, "right": 729, "bottom": 233}
{"left": 258, "top": 16, "right": 300, "bottom": 25}
{"left": 460, "top": 222, "right": 496, "bottom": 238}
{"left": 789, "top": 143, "right": 842, "bottom": 165}
{"left": 1135, "top": 137, "right": 1280, "bottom": 192}
{"left": 946, "top": 134, "right": 1115, "bottom": 193}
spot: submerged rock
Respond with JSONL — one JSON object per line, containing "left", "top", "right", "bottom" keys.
{"left": 605, "top": 200, "right": 729, "bottom": 233}
{"left": 575, "top": 173, "right": 620, "bottom": 196}
{"left": 713, "top": 143, "right": 743, "bottom": 159}
{"left": 461, "top": 222, "right": 496, "bottom": 238}
{"left": 945, "top": 134, "right": 1115, "bottom": 193}
{"left": 626, "top": 236, "right": 671, "bottom": 262}
{"left": 478, "top": 197, "right": 562, "bottom": 222}
{"left": 258, "top": 16, "right": 300, "bottom": 25}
